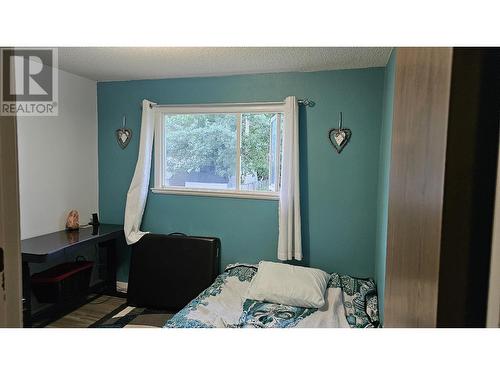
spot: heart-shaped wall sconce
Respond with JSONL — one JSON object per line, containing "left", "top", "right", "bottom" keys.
{"left": 328, "top": 112, "right": 351, "bottom": 154}
{"left": 116, "top": 116, "right": 132, "bottom": 149}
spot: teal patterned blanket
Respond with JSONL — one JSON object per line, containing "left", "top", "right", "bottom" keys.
{"left": 164, "top": 264, "right": 379, "bottom": 328}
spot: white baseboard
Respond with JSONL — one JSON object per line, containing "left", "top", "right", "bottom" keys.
{"left": 116, "top": 281, "right": 128, "bottom": 293}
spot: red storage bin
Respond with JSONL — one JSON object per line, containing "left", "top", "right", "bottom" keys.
{"left": 31, "top": 261, "right": 94, "bottom": 303}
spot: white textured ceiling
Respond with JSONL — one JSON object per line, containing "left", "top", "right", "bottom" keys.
{"left": 57, "top": 47, "right": 392, "bottom": 82}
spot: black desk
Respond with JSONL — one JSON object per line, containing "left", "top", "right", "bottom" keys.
{"left": 21, "top": 224, "right": 124, "bottom": 327}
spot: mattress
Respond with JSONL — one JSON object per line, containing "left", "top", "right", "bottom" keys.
{"left": 164, "top": 264, "right": 379, "bottom": 328}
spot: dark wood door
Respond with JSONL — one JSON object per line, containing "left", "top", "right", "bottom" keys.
{"left": 384, "top": 48, "right": 500, "bottom": 327}
{"left": 437, "top": 48, "right": 500, "bottom": 327}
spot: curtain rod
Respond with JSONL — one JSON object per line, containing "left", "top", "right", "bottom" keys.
{"left": 143, "top": 98, "right": 314, "bottom": 109}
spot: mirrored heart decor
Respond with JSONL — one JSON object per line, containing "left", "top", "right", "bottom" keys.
{"left": 116, "top": 128, "right": 132, "bottom": 149}
{"left": 328, "top": 112, "right": 351, "bottom": 154}
{"left": 329, "top": 128, "right": 351, "bottom": 153}
{"left": 116, "top": 116, "right": 132, "bottom": 149}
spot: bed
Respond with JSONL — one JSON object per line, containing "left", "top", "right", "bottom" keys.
{"left": 164, "top": 263, "right": 379, "bottom": 328}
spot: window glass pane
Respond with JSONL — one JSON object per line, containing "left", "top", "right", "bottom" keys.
{"left": 164, "top": 113, "right": 237, "bottom": 190}
{"left": 240, "top": 112, "right": 283, "bottom": 192}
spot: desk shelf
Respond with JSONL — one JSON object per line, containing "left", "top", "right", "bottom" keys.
{"left": 21, "top": 224, "right": 124, "bottom": 328}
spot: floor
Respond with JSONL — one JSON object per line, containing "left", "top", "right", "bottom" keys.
{"left": 47, "top": 294, "right": 126, "bottom": 328}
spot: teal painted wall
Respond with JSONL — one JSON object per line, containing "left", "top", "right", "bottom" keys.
{"left": 374, "top": 50, "right": 396, "bottom": 324}
{"left": 97, "top": 69, "right": 385, "bottom": 282}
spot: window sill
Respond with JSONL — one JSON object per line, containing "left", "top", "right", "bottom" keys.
{"left": 151, "top": 187, "right": 280, "bottom": 200}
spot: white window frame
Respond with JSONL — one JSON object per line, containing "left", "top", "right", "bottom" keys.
{"left": 152, "top": 102, "right": 285, "bottom": 200}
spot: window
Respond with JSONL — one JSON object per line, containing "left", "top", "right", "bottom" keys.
{"left": 153, "top": 103, "right": 284, "bottom": 199}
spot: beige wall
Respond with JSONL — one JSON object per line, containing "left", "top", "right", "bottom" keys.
{"left": 16, "top": 67, "right": 98, "bottom": 239}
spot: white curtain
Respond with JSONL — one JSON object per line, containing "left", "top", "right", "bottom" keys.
{"left": 124, "top": 99, "right": 156, "bottom": 245}
{"left": 277, "top": 96, "right": 302, "bottom": 260}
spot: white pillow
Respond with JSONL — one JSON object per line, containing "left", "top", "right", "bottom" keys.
{"left": 246, "top": 261, "right": 330, "bottom": 308}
